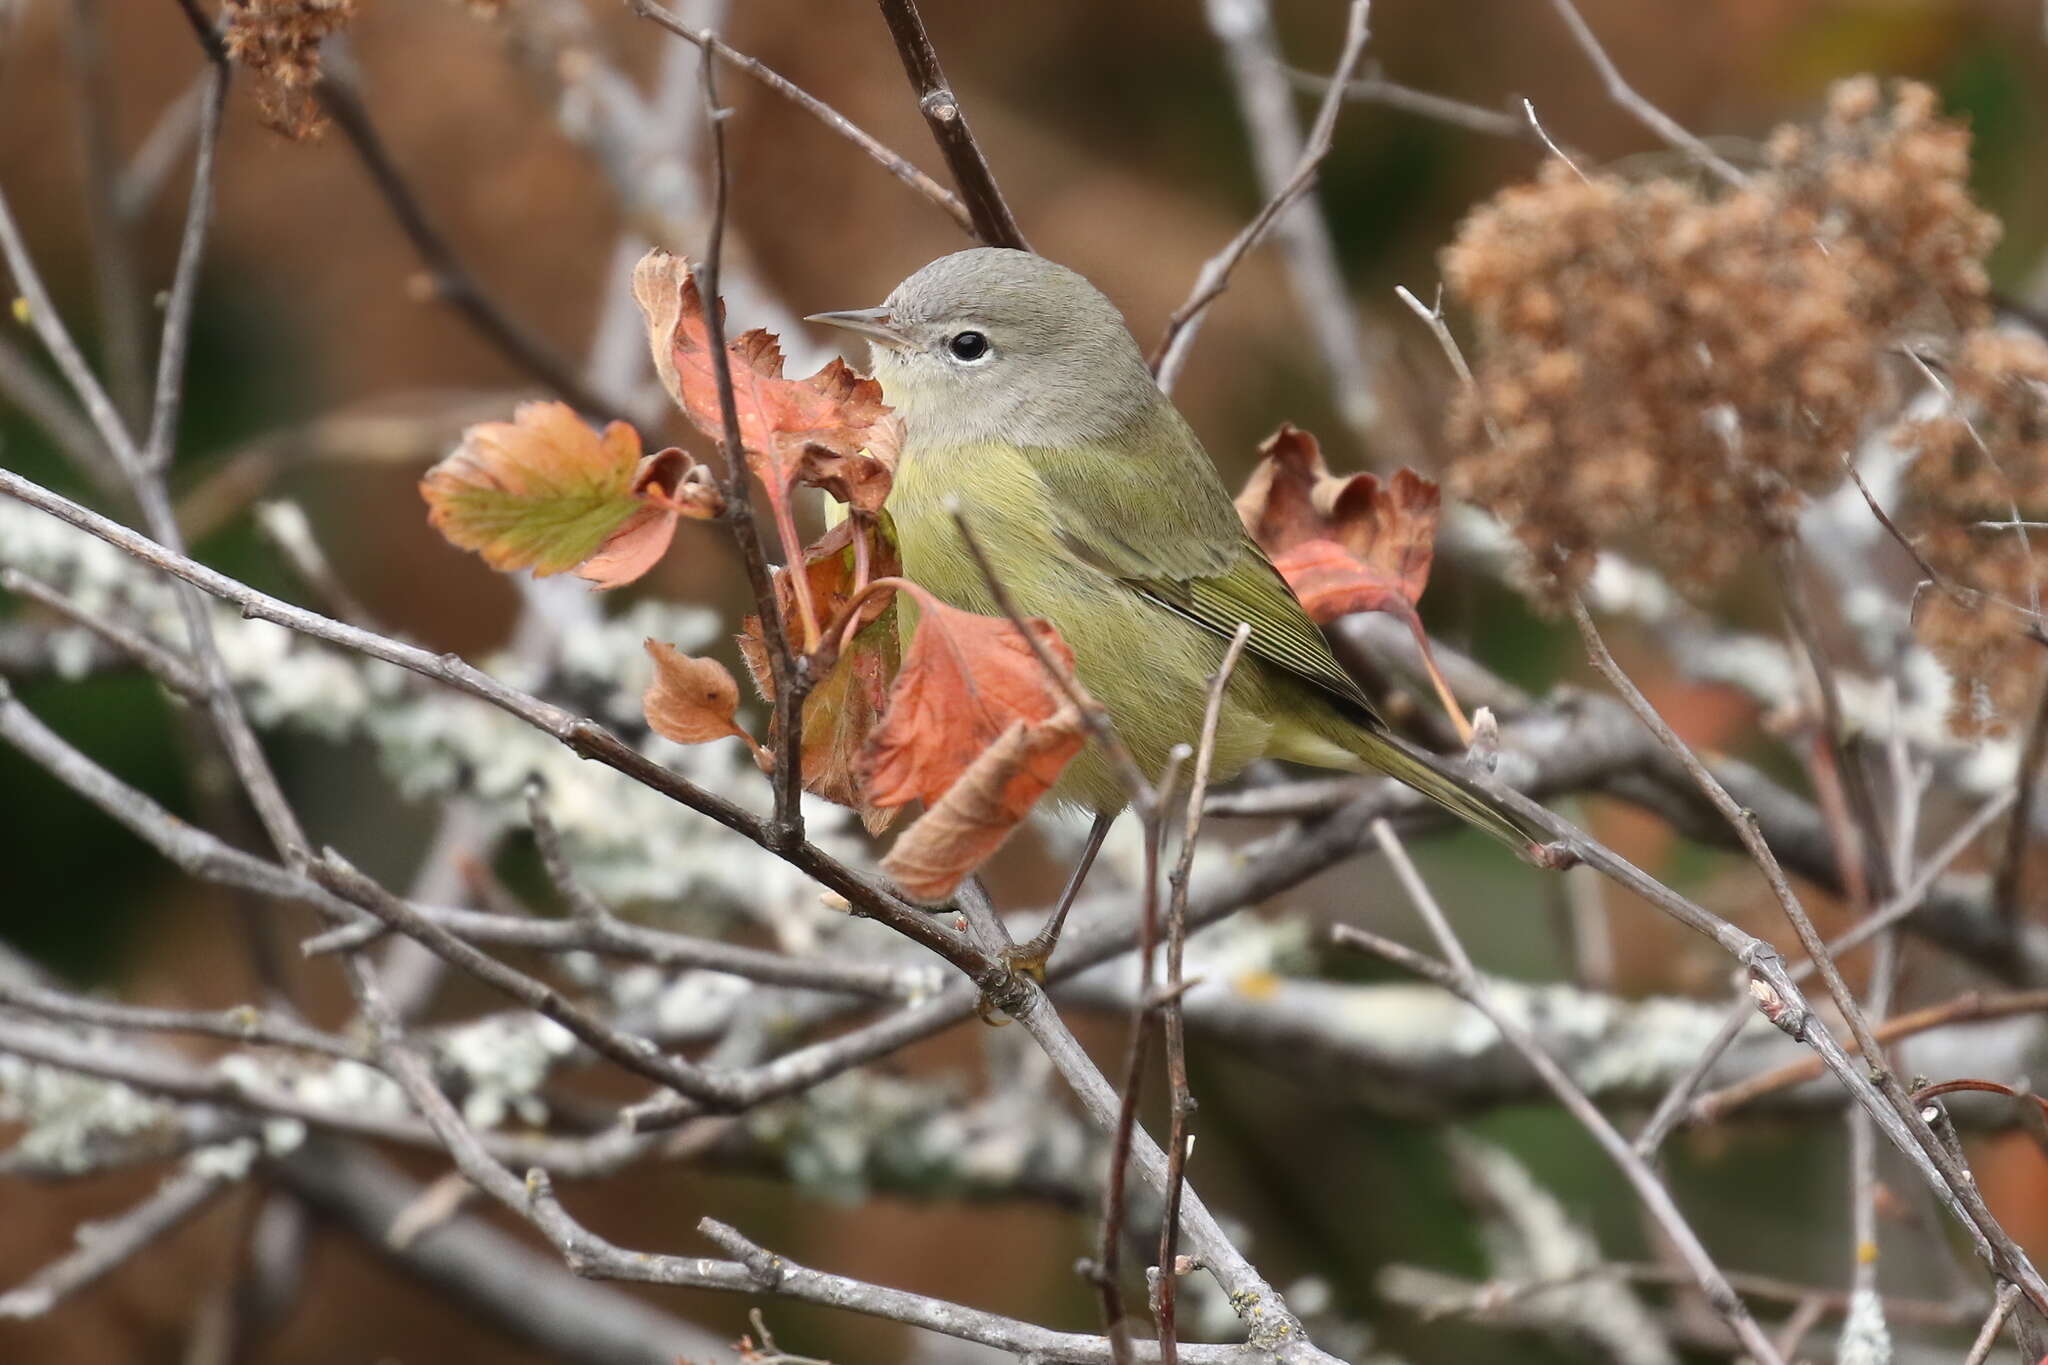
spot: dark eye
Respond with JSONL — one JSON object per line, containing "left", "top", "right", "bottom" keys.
{"left": 947, "top": 331, "right": 990, "bottom": 362}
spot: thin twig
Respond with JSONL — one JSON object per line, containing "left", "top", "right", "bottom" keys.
{"left": 1964, "top": 1282, "right": 2023, "bottom": 1365}
{"left": 1543, "top": 0, "right": 1746, "bottom": 186}
{"left": 1994, "top": 670, "right": 2048, "bottom": 926}
{"left": 626, "top": 0, "right": 972, "bottom": 236}
{"left": 1152, "top": 0, "right": 1374, "bottom": 388}
{"left": 0, "top": 468, "right": 985, "bottom": 979}
{"left": 1189, "top": 0, "right": 1382, "bottom": 433}
{"left": 311, "top": 64, "right": 625, "bottom": 420}
{"left": 1286, "top": 64, "right": 1536, "bottom": 143}
{"left": 691, "top": 41, "right": 808, "bottom": 844}
{"left": 872, "top": 0, "right": 1027, "bottom": 249}
{"left": 0, "top": 1164, "right": 234, "bottom": 1319}
{"left": 64, "top": 0, "right": 148, "bottom": 433}
{"left": 1156, "top": 622, "right": 1252, "bottom": 1363}
{"left": 0, "top": 566, "right": 205, "bottom": 699}
{"left": 1569, "top": 596, "right": 2048, "bottom": 1312}
{"left": 1341, "top": 819, "right": 1786, "bottom": 1365}
{"left": 947, "top": 503, "right": 1153, "bottom": 808}
{"left": 0, "top": 978, "right": 367, "bottom": 1063}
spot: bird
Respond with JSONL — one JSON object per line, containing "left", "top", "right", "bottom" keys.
{"left": 808, "top": 248, "right": 1548, "bottom": 962}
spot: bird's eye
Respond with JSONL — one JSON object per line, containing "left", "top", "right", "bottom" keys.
{"left": 946, "top": 331, "right": 991, "bottom": 363}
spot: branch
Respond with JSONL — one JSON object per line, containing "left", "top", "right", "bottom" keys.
{"left": 0, "top": 1163, "right": 232, "bottom": 1319}
{"left": 311, "top": 61, "right": 627, "bottom": 420}
{"left": 278, "top": 1139, "right": 735, "bottom": 1365}
{"left": 873, "top": 0, "right": 1028, "bottom": 249}
{"left": 1543, "top": 0, "right": 1745, "bottom": 186}
{"left": 626, "top": 0, "right": 973, "bottom": 237}
{"left": 0, "top": 467, "right": 986, "bottom": 980}
{"left": 1153, "top": 0, "right": 1373, "bottom": 391}
{"left": 1172, "top": 0, "right": 1381, "bottom": 434}
{"left": 1567, "top": 597, "right": 2048, "bottom": 1313}
{"left": 1337, "top": 820, "right": 1785, "bottom": 1364}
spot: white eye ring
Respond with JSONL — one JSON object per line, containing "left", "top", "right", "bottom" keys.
{"left": 946, "top": 331, "right": 993, "bottom": 365}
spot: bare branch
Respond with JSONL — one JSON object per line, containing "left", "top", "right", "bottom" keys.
{"left": 627, "top": 0, "right": 973, "bottom": 237}
{"left": 1568, "top": 596, "right": 2048, "bottom": 1313}
{"left": 1339, "top": 819, "right": 1785, "bottom": 1364}
{"left": 1153, "top": 0, "right": 1374, "bottom": 389}
{"left": 1543, "top": 0, "right": 1746, "bottom": 186}
{"left": 311, "top": 61, "right": 627, "bottom": 420}
{"left": 0, "top": 1163, "right": 233, "bottom": 1320}
{"left": 872, "top": 0, "right": 1027, "bottom": 249}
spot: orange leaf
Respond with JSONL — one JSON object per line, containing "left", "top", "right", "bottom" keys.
{"left": 575, "top": 446, "right": 726, "bottom": 591}
{"left": 737, "top": 521, "right": 905, "bottom": 833}
{"left": 880, "top": 707, "right": 1086, "bottom": 902}
{"left": 631, "top": 250, "right": 892, "bottom": 513}
{"left": 863, "top": 600, "right": 1076, "bottom": 811}
{"left": 1236, "top": 423, "right": 1442, "bottom": 625}
{"left": 643, "top": 640, "right": 768, "bottom": 765}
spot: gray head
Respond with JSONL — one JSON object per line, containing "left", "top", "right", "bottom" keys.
{"left": 807, "top": 249, "right": 1161, "bottom": 448}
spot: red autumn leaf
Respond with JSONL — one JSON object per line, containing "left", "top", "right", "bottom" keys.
{"left": 643, "top": 640, "right": 770, "bottom": 768}
{"left": 1237, "top": 423, "right": 1471, "bottom": 740}
{"left": 1235, "top": 423, "right": 1442, "bottom": 625}
{"left": 880, "top": 707, "right": 1087, "bottom": 902}
{"left": 631, "top": 250, "right": 893, "bottom": 516}
{"left": 420, "top": 402, "right": 715, "bottom": 590}
{"left": 738, "top": 521, "right": 905, "bottom": 834}
{"left": 863, "top": 599, "right": 1078, "bottom": 811}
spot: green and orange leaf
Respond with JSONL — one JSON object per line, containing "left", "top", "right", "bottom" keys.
{"left": 420, "top": 401, "right": 719, "bottom": 589}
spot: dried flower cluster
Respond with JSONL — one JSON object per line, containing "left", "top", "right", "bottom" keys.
{"left": 1902, "top": 330, "right": 2048, "bottom": 734}
{"left": 1444, "top": 78, "right": 1999, "bottom": 592}
{"left": 222, "top": 0, "right": 356, "bottom": 138}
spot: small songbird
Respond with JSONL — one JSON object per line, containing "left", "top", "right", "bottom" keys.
{"left": 810, "top": 249, "right": 1544, "bottom": 954}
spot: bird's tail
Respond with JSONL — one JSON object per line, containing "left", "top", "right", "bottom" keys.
{"left": 1342, "top": 724, "right": 1556, "bottom": 863}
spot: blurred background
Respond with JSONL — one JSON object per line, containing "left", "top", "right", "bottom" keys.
{"left": 4, "top": 1, "right": 2048, "bottom": 1361}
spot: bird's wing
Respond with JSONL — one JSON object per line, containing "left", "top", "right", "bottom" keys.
{"left": 1027, "top": 416, "right": 1384, "bottom": 722}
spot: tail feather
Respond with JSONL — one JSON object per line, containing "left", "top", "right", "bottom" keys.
{"left": 1345, "top": 726, "right": 1554, "bottom": 862}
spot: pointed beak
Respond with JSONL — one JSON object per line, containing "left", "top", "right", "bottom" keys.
{"left": 805, "top": 307, "right": 912, "bottom": 351}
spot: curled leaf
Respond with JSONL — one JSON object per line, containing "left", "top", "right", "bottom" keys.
{"left": 643, "top": 640, "right": 769, "bottom": 767}
{"left": 1237, "top": 423, "right": 1468, "bottom": 740}
{"left": 575, "top": 448, "right": 724, "bottom": 590}
{"left": 631, "top": 249, "right": 893, "bottom": 514}
{"left": 1236, "top": 423, "right": 1442, "bottom": 624}
{"left": 881, "top": 707, "right": 1086, "bottom": 902}
{"left": 863, "top": 600, "right": 1076, "bottom": 811}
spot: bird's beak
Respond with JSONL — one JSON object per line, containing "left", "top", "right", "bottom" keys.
{"left": 804, "top": 307, "right": 912, "bottom": 351}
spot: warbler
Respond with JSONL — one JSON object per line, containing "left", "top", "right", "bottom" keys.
{"left": 810, "top": 250, "right": 1545, "bottom": 943}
